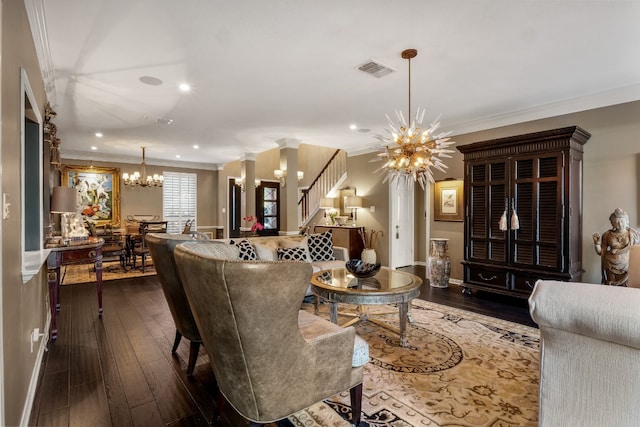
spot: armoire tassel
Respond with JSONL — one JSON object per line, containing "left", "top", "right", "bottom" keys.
{"left": 499, "top": 210, "right": 508, "bottom": 231}
{"left": 511, "top": 205, "right": 520, "bottom": 230}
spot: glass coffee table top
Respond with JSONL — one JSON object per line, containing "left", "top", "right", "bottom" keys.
{"left": 312, "top": 267, "right": 419, "bottom": 294}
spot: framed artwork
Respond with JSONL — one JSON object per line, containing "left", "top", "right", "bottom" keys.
{"left": 434, "top": 179, "right": 463, "bottom": 222}
{"left": 61, "top": 165, "right": 121, "bottom": 227}
{"left": 339, "top": 187, "right": 356, "bottom": 216}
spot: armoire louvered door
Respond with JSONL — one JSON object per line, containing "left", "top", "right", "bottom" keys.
{"left": 458, "top": 127, "right": 590, "bottom": 298}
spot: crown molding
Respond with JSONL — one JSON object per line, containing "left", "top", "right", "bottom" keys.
{"left": 60, "top": 150, "right": 222, "bottom": 171}
{"left": 24, "top": 0, "right": 56, "bottom": 105}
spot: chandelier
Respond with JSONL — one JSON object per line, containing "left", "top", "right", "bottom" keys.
{"left": 373, "top": 49, "right": 455, "bottom": 189}
{"left": 122, "top": 147, "right": 163, "bottom": 188}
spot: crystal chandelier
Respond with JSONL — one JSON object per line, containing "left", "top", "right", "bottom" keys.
{"left": 122, "top": 147, "right": 163, "bottom": 188}
{"left": 373, "top": 49, "right": 455, "bottom": 189}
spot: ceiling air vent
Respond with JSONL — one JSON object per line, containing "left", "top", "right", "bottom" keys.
{"left": 357, "top": 60, "right": 394, "bottom": 78}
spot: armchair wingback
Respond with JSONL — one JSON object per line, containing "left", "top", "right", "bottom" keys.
{"left": 174, "top": 243, "right": 363, "bottom": 425}
{"left": 145, "top": 233, "right": 221, "bottom": 375}
{"left": 529, "top": 280, "right": 640, "bottom": 427}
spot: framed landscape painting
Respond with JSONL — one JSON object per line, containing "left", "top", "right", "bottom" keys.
{"left": 434, "top": 179, "right": 463, "bottom": 222}
{"left": 61, "top": 165, "right": 121, "bottom": 227}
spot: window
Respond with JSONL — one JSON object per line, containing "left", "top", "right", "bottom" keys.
{"left": 21, "top": 68, "right": 45, "bottom": 281}
{"left": 163, "top": 172, "right": 197, "bottom": 233}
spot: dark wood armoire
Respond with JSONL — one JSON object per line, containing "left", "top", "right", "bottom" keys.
{"left": 457, "top": 126, "right": 590, "bottom": 298}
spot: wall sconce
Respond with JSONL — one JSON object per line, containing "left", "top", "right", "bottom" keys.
{"left": 345, "top": 196, "right": 363, "bottom": 226}
{"left": 319, "top": 197, "right": 336, "bottom": 225}
{"left": 273, "top": 170, "right": 304, "bottom": 187}
{"left": 274, "top": 169, "right": 285, "bottom": 187}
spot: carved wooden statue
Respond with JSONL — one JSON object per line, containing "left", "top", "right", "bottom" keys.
{"left": 593, "top": 208, "right": 640, "bottom": 286}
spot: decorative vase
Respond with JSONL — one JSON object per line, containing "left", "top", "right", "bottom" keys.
{"left": 428, "top": 238, "right": 451, "bottom": 288}
{"left": 361, "top": 248, "right": 377, "bottom": 264}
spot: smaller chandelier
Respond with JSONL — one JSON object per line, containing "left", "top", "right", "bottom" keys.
{"left": 373, "top": 49, "right": 455, "bottom": 189}
{"left": 122, "top": 147, "right": 163, "bottom": 188}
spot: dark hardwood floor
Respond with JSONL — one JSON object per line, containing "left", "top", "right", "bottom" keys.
{"left": 29, "top": 268, "right": 535, "bottom": 427}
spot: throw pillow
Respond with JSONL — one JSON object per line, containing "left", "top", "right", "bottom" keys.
{"left": 279, "top": 236, "right": 312, "bottom": 262}
{"left": 306, "top": 230, "right": 335, "bottom": 261}
{"left": 254, "top": 241, "right": 278, "bottom": 261}
{"left": 276, "top": 247, "right": 309, "bottom": 261}
{"left": 229, "top": 239, "right": 257, "bottom": 260}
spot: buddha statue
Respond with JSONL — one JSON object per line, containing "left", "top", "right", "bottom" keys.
{"left": 593, "top": 208, "right": 640, "bottom": 286}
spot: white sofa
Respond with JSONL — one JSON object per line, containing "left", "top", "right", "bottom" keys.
{"left": 529, "top": 280, "right": 640, "bottom": 427}
{"left": 214, "top": 233, "right": 348, "bottom": 270}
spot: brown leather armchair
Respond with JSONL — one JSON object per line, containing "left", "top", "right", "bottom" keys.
{"left": 145, "top": 233, "right": 216, "bottom": 375}
{"left": 174, "top": 242, "right": 364, "bottom": 425}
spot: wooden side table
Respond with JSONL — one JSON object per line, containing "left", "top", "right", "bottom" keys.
{"left": 313, "top": 225, "right": 365, "bottom": 259}
{"left": 47, "top": 238, "right": 104, "bottom": 340}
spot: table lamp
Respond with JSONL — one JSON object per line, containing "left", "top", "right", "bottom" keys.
{"left": 345, "top": 196, "right": 362, "bottom": 226}
{"left": 319, "top": 197, "right": 335, "bottom": 225}
{"left": 50, "top": 186, "right": 78, "bottom": 243}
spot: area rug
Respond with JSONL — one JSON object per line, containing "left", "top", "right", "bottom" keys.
{"left": 289, "top": 299, "right": 540, "bottom": 427}
{"left": 60, "top": 260, "right": 156, "bottom": 285}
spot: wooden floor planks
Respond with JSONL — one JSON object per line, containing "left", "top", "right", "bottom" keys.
{"left": 30, "top": 268, "right": 534, "bottom": 426}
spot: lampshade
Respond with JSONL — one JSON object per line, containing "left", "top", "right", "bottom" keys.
{"left": 50, "top": 186, "right": 77, "bottom": 213}
{"left": 320, "top": 197, "right": 335, "bottom": 208}
{"left": 345, "top": 196, "right": 362, "bottom": 209}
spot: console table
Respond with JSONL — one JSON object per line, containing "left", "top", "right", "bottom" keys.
{"left": 47, "top": 238, "right": 103, "bottom": 340}
{"left": 313, "top": 225, "right": 364, "bottom": 259}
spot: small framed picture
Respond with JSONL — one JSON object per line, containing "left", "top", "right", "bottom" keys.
{"left": 434, "top": 179, "right": 463, "bottom": 222}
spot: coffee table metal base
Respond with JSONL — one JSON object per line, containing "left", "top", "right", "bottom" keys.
{"left": 313, "top": 291, "right": 419, "bottom": 348}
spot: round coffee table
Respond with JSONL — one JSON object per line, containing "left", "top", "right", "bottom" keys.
{"left": 310, "top": 267, "right": 422, "bottom": 347}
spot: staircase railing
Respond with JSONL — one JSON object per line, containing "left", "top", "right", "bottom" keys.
{"left": 298, "top": 149, "right": 347, "bottom": 227}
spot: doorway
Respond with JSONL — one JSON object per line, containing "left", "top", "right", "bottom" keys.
{"left": 389, "top": 180, "right": 414, "bottom": 269}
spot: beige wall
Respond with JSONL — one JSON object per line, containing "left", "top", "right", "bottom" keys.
{"left": 60, "top": 159, "right": 220, "bottom": 231}
{"left": 2, "top": 1, "right": 50, "bottom": 425}
{"left": 428, "top": 100, "right": 640, "bottom": 285}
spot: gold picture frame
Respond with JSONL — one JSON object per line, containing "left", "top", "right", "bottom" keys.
{"left": 434, "top": 179, "right": 463, "bottom": 222}
{"left": 61, "top": 165, "right": 121, "bottom": 227}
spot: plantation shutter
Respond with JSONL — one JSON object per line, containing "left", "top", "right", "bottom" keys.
{"left": 163, "top": 171, "right": 197, "bottom": 233}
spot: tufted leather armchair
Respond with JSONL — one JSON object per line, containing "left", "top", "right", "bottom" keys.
{"left": 174, "top": 242, "right": 364, "bottom": 425}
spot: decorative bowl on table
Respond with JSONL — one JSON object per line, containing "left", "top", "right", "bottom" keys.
{"left": 345, "top": 259, "right": 381, "bottom": 278}
{"left": 333, "top": 216, "right": 349, "bottom": 226}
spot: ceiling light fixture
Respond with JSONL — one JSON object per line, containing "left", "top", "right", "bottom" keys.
{"left": 122, "top": 147, "right": 163, "bottom": 188}
{"left": 373, "top": 49, "right": 455, "bottom": 189}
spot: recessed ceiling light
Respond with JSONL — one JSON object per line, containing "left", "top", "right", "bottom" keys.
{"left": 95, "top": 132, "right": 103, "bottom": 137}
{"left": 176, "top": 154, "right": 181, "bottom": 159}
{"left": 358, "top": 128, "right": 371, "bottom": 133}
{"left": 349, "top": 124, "right": 357, "bottom": 130}
{"left": 155, "top": 118, "right": 173, "bottom": 125}
{"left": 193, "top": 145, "right": 199, "bottom": 149}
{"left": 139, "top": 76, "right": 163, "bottom": 86}
{"left": 179, "top": 83, "right": 191, "bottom": 92}
{"left": 91, "top": 146, "right": 97, "bottom": 150}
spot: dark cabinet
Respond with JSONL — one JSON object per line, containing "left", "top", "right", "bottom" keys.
{"left": 457, "top": 126, "right": 590, "bottom": 297}
{"left": 313, "top": 225, "right": 365, "bottom": 260}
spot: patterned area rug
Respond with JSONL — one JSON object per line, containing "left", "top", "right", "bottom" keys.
{"left": 289, "top": 299, "right": 540, "bottom": 427}
{"left": 61, "top": 260, "right": 156, "bottom": 285}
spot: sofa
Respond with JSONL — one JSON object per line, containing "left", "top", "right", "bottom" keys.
{"left": 215, "top": 231, "right": 348, "bottom": 268}
{"left": 529, "top": 280, "right": 640, "bottom": 427}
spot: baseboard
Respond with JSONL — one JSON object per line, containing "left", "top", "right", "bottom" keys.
{"left": 449, "top": 278, "right": 463, "bottom": 286}
{"left": 20, "top": 316, "right": 50, "bottom": 426}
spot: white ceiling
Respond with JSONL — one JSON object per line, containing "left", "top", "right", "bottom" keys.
{"left": 38, "top": 0, "right": 640, "bottom": 169}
